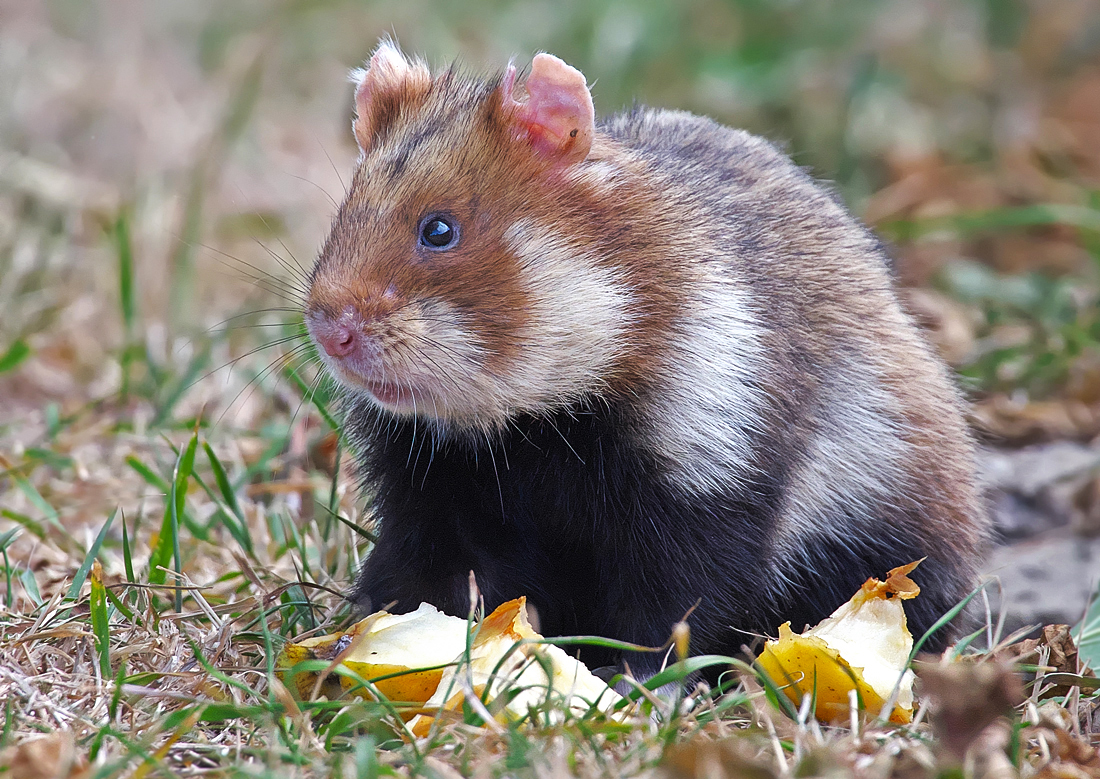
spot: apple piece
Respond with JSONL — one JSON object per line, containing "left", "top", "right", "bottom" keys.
{"left": 278, "top": 602, "right": 468, "bottom": 704}
{"left": 756, "top": 561, "right": 921, "bottom": 723}
{"left": 407, "top": 598, "right": 620, "bottom": 737}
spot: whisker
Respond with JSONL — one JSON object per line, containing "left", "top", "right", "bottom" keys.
{"left": 214, "top": 342, "right": 317, "bottom": 429}
{"left": 191, "top": 239, "right": 308, "bottom": 300}
{"left": 316, "top": 136, "right": 348, "bottom": 196}
{"left": 192, "top": 333, "right": 311, "bottom": 392}
{"left": 201, "top": 312, "right": 306, "bottom": 339}
{"left": 252, "top": 233, "right": 312, "bottom": 290}
{"left": 285, "top": 357, "right": 334, "bottom": 449}
{"left": 285, "top": 171, "right": 340, "bottom": 211}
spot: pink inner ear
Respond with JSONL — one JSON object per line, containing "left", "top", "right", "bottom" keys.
{"left": 506, "top": 53, "right": 594, "bottom": 164}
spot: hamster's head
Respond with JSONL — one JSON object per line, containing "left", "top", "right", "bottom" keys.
{"left": 305, "top": 41, "right": 639, "bottom": 434}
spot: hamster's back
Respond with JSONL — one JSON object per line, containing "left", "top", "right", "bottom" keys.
{"left": 598, "top": 106, "right": 986, "bottom": 637}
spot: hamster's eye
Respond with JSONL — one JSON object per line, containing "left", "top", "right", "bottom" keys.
{"left": 419, "top": 216, "right": 458, "bottom": 250}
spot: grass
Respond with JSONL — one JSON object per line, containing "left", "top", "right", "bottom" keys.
{"left": 2, "top": 0, "right": 1100, "bottom": 775}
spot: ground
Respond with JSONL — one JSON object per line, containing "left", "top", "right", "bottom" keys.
{"left": 2, "top": 1, "right": 1100, "bottom": 776}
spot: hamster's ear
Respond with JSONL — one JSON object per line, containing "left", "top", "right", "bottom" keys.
{"left": 503, "top": 54, "right": 594, "bottom": 165}
{"left": 350, "top": 39, "right": 432, "bottom": 152}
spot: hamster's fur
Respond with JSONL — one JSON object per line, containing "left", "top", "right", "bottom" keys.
{"left": 305, "top": 42, "right": 988, "bottom": 676}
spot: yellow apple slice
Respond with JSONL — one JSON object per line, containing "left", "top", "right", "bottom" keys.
{"left": 407, "top": 598, "right": 620, "bottom": 737}
{"left": 278, "top": 602, "right": 468, "bottom": 704}
{"left": 756, "top": 561, "right": 921, "bottom": 723}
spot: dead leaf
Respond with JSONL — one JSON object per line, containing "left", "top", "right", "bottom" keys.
{"left": 903, "top": 288, "right": 976, "bottom": 365}
{"left": 1034, "top": 729, "right": 1100, "bottom": 777}
{"left": 0, "top": 732, "right": 87, "bottom": 779}
{"left": 658, "top": 737, "right": 777, "bottom": 779}
{"left": 972, "top": 396, "right": 1100, "bottom": 445}
{"left": 917, "top": 662, "right": 1025, "bottom": 762}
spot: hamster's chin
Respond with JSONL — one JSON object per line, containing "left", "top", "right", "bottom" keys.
{"left": 362, "top": 380, "right": 420, "bottom": 413}
{"left": 335, "top": 368, "right": 437, "bottom": 417}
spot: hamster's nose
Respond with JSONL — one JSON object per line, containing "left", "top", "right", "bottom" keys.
{"left": 313, "top": 319, "right": 358, "bottom": 358}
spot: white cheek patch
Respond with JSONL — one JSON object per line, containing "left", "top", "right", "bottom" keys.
{"left": 635, "top": 274, "right": 768, "bottom": 494}
{"left": 501, "top": 219, "right": 635, "bottom": 414}
{"left": 376, "top": 298, "right": 486, "bottom": 411}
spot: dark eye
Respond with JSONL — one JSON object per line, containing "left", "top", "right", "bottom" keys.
{"left": 419, "top": 216, "right": 458, "bottom": 249}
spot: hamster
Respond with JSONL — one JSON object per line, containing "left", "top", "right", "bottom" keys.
{"left": 304, "top": 41, "right": 988, "bottom": 677}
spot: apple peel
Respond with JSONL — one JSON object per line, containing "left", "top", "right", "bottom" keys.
{"left": 756, "top": 560, "right": 922, "bottom": 724}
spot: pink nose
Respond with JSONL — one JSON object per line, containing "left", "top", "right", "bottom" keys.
{"left": 313, "top": 319, "right": 358, "bottom": 358}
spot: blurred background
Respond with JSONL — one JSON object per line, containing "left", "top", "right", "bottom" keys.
{"left": 2, "top": 0, "right": 1100, "bottom": 631}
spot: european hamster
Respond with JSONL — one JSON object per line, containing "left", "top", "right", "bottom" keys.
{"left": 305, "top": 41, "right": 988, "bottom": 676}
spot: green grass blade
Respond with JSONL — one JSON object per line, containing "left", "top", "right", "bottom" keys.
{"left": 125, "top": 455, "right": 171, "bottom": 494}
{"left": 115, "top": 210, "right": 138, "bottom": 400}
{"left": 90, "top": 561, "right": 111, "bottom": 677}
{"left": 121, "top": 512, "right": 135, "bottom": 583}
{"left": 0, "top": 340, "right": 30, "bottom": 374}
{"left": 201, "top": 442, "right": 253, "bottom": 555}
{"left": 6, "top": 464, "right": 76, "bottom": 549}
{"left": 148, "top": 511, "right": 175, "bottom": 586}
{"left": 65, "top": 508, "right": 117, "bottom": 601}
{"left": 169, "top": 55, "right": 264, "bottom": 332}
{"left": 283, "top": 361, "right": 340, "bottom": 432}
{"left": 0, "top": 700, "right": 12, "bottom": 748}
{"left": 880, "top": 203, "right": 1100, "bottom": 242}
{"left": 0, "top": 527, "right": 20, "bottom": 552}
{"left": 324, "top": 441, "right": 342, "bottom": 541}
{"left": 186, "top": 636, "right": 269, "bottom": 699}
{"left": 151, "top": 348, "right": 212, "bottom": 428}
{"left": 912, "top": 583, "right": 988, "bottom": 658}
{"left": 1, "top": 548, "right": 10, "bottom": 609}
{"left": 0, "top": 528, "right": 17, "bottom": 608}
{"left": 173, "top": 432, "right": 197, "bottom": 610}
{"left": 354, "top": 736, "right": 380, "bottom": 779}
{"left": 103, "top": 584, "right": 139, "bottom": 626}
{"left": 0, "top": 509, "right": 46, "bottom": 542}
{"left": 19, "top": 567, "right": 41, "bottom": 607}
{"left": 115, "top": 211, "right": 136, "bottom": 336}
{"left": 203, "top": 442, "right": 244, "bottom": 521}
{"left": 192, "top": 473, "right": 252, "bottom": 555}
{"left": 331, "top": 510, "right": 377, "bottom": 544}
{"left": 148, "top": 432, "right": 197, "bottom": 596}
{"left": 88, "top": 663, "right": 129, "bottom": 762}
{"left": 11, "top": 470, "right": 60, "bottom": 523}
{"left": 1075, "top": 580, "right": 1100, "bottom": 673}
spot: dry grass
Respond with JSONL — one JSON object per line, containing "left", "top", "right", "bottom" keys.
{"left": 2, "top": 0, "right": 1100, "bottom": 776}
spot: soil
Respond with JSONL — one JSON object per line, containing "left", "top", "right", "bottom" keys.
{"left": 980, "top": 442, "right": 1100, "bottom": 638}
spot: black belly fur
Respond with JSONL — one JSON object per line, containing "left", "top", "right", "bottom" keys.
{"left": 348, "top": 398, "right": 966, "bottom": 675}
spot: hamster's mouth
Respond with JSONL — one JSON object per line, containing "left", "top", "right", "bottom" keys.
{"left": 352, "top": 373, "right": 436, "bottom": 415}
{"left": 363, "top": 380, "right": 412, "bottom": 408}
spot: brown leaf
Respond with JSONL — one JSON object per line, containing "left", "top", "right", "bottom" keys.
{"left": 917, "top": 662, "right": 1026, "bottom": 762}
{"left": 971, "top": 396, "right": 1100, "bottom": 445}
{"left": 1042, "top": 625, "right": 1082, "bottom": 675}
{"left": 1032, "top": 624, "right": 1096, "bottom": 700}
{"left": 658, "top": 737, "right": 778, "bottom": 779}
{"left": 1035, "top": 729, "right": 1100, "bottom": 777}
{"left": 0, "top": 732, "right": 88, "bottom": 779}
{"left": 903, "top": 288, "right": 976, "bottom": 366}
